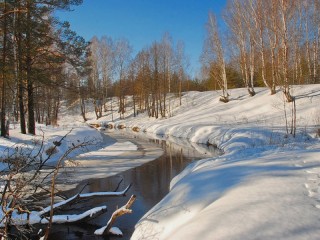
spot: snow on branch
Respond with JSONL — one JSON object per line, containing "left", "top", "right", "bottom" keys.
{"left": 0, "top": 185, "right": 132, "bottom": 228}
{"left": 40, "top": 206, "right": 107, "bottom": 224}
{"left": 39, "top": 184, "right": 131, "bottom": 217}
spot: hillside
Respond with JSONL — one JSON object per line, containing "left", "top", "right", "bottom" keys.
{"left": 1, "top": 85, "right": 320, "bottom": 239}
{"left": 83, "top": 85, "right": 320, "bottom": 240}
{"left": 90, "top": 85, "right": 320, "bottom": 149}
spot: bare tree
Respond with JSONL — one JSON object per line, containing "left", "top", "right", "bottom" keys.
{"left": 88, "top": 37, "right": 104, "bottom": 119}
{"left": 225, "top": 0, "right": 255, "bottom": 96}
{"left": 114, "top": 38, "right": 132, "bottom": 119}
{"left": 278, "top": 0, "right": 296, "bottom": 102}
{"left": 99, "top": 36, "right": 114, "bottom": 112}
{"left": 206, "top": 12, "right": 229, "bottom": 102}
{"left": 161, "top": 33, "right": 174, "bottom": 94}
{"left": 264, "top": 0, "right": 281, "bottom": 95}
{"left": 175, "top": 41, "right": 188, "bottom": 105}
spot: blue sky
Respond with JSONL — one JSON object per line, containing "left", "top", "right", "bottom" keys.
{"left": 56, "top": 0, "right": 227, "bottom": 77}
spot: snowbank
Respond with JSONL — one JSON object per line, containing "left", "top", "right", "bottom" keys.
{"left": 95, "top": 85, "right": 319, "bottom": 240}
{"left": 1, "top": 85, "right": 319, "bottom": 239}
{"left": 0, "top": 124, "right": 104, "bottom": 171}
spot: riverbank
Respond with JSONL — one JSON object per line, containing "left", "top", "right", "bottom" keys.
{"left": 1, "top": 85, "right": 319, "bottom": 239}
{"left": 0, "top": 125, "right": 163, "bottom": 195}
{"left": 88, "top": 85, "right": 320, "bottom": 239}
{"left": 54, "top": 132, "right": 219, "bottom": 240}
{"left": 56, "top": 130, "right": 163, "bottom": 191}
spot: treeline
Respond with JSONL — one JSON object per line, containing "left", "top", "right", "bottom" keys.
{"left": 81, "top": 34, "right": 192, "bottom": 120}
{"left": 201, "top": 0, "right": 320, "bottom": 102}
{"left": 0, "top": 0, "right": 88, "bottom": 136}
{"left": 84, "top": 0, "right": 320, "bottom": 120}
{"left": 2, "top": 0, "right": 320, "bottom": 136}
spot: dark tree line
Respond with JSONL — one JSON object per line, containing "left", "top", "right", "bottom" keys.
{"left": 0, "top": 0, "right": 88, "bottom": 136}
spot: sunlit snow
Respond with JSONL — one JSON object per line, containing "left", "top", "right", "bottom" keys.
{"left": 1, "top": 85, "right": 320, "bottom": 239}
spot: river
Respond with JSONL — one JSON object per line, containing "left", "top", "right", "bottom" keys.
{"left": 48, "top": 130, "right": 219, "bottom": 240}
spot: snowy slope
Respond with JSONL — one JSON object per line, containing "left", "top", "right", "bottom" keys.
{"left": 1, "top": 85, "right": 319, "bottom": 239}
{"left": 95, "top": 85, "right": 319, "bottom": 240}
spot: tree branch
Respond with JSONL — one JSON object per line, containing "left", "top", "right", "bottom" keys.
{"left": 94, "top": 194, "right": 136, "bottom": 236}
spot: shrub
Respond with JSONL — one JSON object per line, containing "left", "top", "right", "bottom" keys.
{"left": 132, "top": 126, "right": 140, "bottom": 132}
{"left": 117, "top": 124, "right": 126, "bottom": 129}
{"left": 45, "top": 145, "right": 58, "bottom": 156}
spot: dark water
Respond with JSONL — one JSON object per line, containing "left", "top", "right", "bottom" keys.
{"left": 48, "top": 131, "right": 219, "bottom": 240}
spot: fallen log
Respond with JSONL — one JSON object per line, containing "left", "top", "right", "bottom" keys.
{"left": 39, "top": 184, "right": 131, "bottom": 217}
{"left": 94, "top": 194, "right": 136, "bottom": 236}
{"left": 0, "top": 185, "right": 132, "bottom": 228}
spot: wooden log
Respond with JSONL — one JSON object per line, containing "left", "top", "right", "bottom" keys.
{"left": 94, "top": 194, "right": 136, "bottom": 236}
{"left": 39, "top": 184, "right": 131, "bottom": 217}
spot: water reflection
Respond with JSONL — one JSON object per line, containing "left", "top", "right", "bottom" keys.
{"left": 48, "top": 131, "right": 219, "bottom": 240}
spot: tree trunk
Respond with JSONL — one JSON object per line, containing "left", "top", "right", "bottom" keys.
{"left": 26, "top": 0, "right": 35, "bottom": 135}
{"left": 280, "top": 0, "right": 293, "bottom": 103}
{"left": 248, "top": 36, "right": 256, "bottom": 96}
{"left": 1, "top": 0, "right": 8, "bottom": 137}
{"left": 15, "top": 4, "right": 26, "bottom": 134}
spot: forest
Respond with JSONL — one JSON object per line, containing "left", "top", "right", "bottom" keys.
{"left": 1, "top": 0, "right": 320, "bottom": 137}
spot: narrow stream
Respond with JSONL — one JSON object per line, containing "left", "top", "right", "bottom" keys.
{"left": 48, "top": 131, "right": 219, "bottom": 240}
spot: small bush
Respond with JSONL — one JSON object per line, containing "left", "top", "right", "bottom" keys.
{"left": 316, "top": 128, "right": 320, "bottom": 138}
{"left": 219, "top": 96, "right": 229, "bottom": 103}
{"left": 313, "top": 110, "right": 320, "bottom": 138}
{"left": 1, "top": 156, "right": 27, "bottom": 171}
{"left": 117, "top": 124, "right": 126, "bottom": 129}
{"left": 45, "top": 146, "right": 58, "bottom": 156}
{"left": 132, "top": 126, "right": 140, "bottom": 132}
{"left": 89, "top": 123, "right": 100, "bottom": 128}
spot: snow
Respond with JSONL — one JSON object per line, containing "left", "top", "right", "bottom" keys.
{"left": 94, "top": 225, "right": 107, "bottom": 235}
{"left": 40, "top": 206, "right": 107, "bottom": 224}
{"left": 38, "top": 185, "right": 130, "bottom": 216}
{"left": 109, "top": 227, "right": 123, "bottom": 236}
{"left": 0, "top": 125, "right": 104, "bottom": 170}
{"left": 1, "top": 85, "right": 320, "bottom": 239}
{"left": 104, "top": 85, "right": 319, "bottom": 240}
{"left": 6, "top": 206, "right": 107, "bottom": 226}
{"left": 94, "top": 226, "right": 123, "bottom": 236}
{"left": 0, "top": 123, "right": 160, "bottom": 189}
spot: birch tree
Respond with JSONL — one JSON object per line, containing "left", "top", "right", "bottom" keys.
{"left": 174, "top": 41, "right": 188, "bottom": 105}
{"left": 114, "top": 38, "right": 132, "bottom": 119}
{"left": 99, "top": 36, "right": 114, "bottom": 112}
{"left": 225, "top": 0, "right": 255, "bottom": 96}
{"left": 278, "top": 0, "right": 295, "bottom": 102}
{"left": 206, "top": 12, "right": 229, "bottom": 102}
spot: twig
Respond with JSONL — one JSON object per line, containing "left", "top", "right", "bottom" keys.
{"left": 113, "top": 178, "right": 123, "bottom": 192}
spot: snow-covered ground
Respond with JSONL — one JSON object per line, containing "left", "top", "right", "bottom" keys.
{"left": 0, "top": 125, "right": 104, "bottom": 171}
{"left": 97, "top": 85, "right": 319, "bottom": 240}
{"left": 1, "top": 85, "right": 320, "bottom": 239}
{"left": 0, "top": 124, "right": 162, "bottom": 193}
{"left": 128, "top": 86, "right": 320, "bottom": 240}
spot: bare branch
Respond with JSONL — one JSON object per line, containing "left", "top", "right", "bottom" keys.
{"left": 94, "top": 194, "right": 136, "bottom": 236}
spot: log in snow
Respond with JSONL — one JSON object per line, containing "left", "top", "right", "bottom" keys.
{"left": 39, "top": 183, "right": 131, "bottom": 217}
{"left": 1, "top": 185, "right": 132, "bottom": 228}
